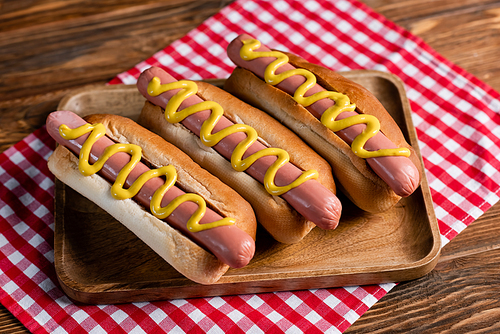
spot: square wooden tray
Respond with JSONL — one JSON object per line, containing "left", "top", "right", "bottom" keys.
{"left": 54, "top": 71, "right": 441, "bottom": 304}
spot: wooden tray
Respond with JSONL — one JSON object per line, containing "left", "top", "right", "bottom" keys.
{"left": 54, "top": 71, "right": 441, "bottom": 304}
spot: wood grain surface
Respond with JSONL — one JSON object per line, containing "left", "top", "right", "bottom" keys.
{"left": 1, "top": 0, "right": 499, "bottom": 332}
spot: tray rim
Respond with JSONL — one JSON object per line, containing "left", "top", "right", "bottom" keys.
{"left": 53, "top": 70, "right": 441, "bottom": 304}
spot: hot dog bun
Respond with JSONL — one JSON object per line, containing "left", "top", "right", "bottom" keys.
{"left": 138, "top": 81, "right": 337, "bottom": 244}
{"left": 224, "top": 55, "right": 423, "bottom": 213}
{"left": 48, "top": 113, "right": 257, "bottom": 284}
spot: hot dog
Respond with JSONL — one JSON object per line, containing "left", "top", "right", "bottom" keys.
{"left": 224, "top": 34, "right": 423, "bottom": 213}
{"left": 46, "top": 110, "right": 257, "bottom": 284}
{"left": 136, "top": 66, "right": 341, "bottom": 244}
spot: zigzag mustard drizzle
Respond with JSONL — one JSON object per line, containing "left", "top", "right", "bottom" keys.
{"left": 58, "top": 122, "right": 234, "bottom": 232}
{"left": 239, "top": 38, "right": 410, "bottom": 159}
{"left": 146, "top": 77, "right": 318, "bottom": 196}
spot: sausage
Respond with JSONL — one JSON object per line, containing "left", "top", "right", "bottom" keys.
{"left": 46, "top": 110, "right": 255, "bottom": 269}
{"left": 136, "top": 67, "right": 342, "bottom": 230}
{"left": 226, "top": 34, "right": 420, "bottom": 198}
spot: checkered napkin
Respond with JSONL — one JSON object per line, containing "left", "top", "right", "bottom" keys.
{"left": 1, "top": 0, "right": 499, "bottom": 333}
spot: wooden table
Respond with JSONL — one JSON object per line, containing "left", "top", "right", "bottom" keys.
{"left": 1, "top": 0, "right": 499, "bottom": 332}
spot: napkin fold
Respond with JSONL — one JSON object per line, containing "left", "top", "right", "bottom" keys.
{"left": 1, "top": 0, "right": 499, "bottom": 333}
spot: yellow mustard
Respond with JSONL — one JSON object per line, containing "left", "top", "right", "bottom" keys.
{"left": 146, "top": 77, "right": 318, "bottom": 196}
{"left": 239, "top": 38, "right": 410, "bottom": 159}
{"left": 58, "top": 122, "right": 234, "bottom": 232}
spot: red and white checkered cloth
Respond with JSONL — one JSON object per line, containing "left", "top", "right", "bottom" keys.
{"left": 1, "top": 0, "right": 499, "bottom": 332}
